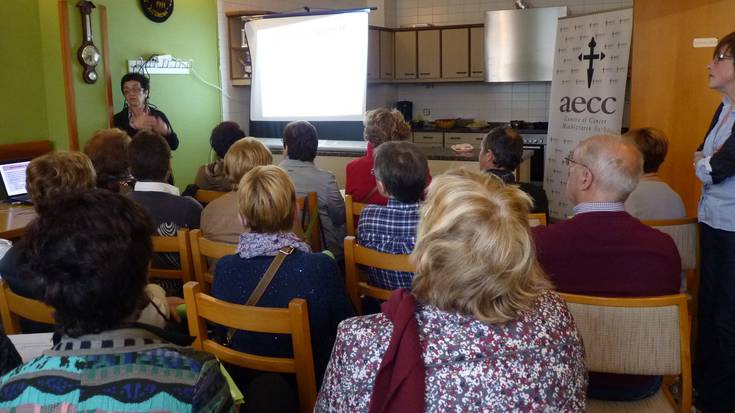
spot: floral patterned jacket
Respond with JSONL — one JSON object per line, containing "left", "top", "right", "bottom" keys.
{"left": 315, "top": 290, "right": 587, "bottom": 412}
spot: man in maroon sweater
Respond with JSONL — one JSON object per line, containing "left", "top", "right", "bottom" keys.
{"left": 532, "top": 134, "right": 681, "bottom": 401}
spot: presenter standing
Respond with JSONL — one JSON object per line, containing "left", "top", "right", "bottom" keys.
{"left": 693, "top": 30, "right": 735, "bottom": 413}
{"left": 113, "top": 72, "right": 179, "bottom": 150}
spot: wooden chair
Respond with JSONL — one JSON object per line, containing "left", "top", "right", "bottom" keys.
{"left": 559, "top": 293, "right": 691, "bottom": 413}
{"left": 296, "top": 192, "right": 322, "bottom": 252}
{"left": 0, "top": 279, "right": 54, "bottom": 334}
{"left": 194, "top": 189, "right": 227, "bottom": 205}
{"left": 528, "top": 212, "right": 547, "bottom": 227}
{"left": 643, "top": 217, "right": 700, "bottom": 351}
{"left": 184, "top": 281, "right": 317, "bottom": 413}
{"left": 344, "top": 236, "right": 414, "bottom": 313}
{"left": 344, "top": 194, "right": 367, "bottom": 237}
{"left": 150, "top": 228, "right": 194, "bottom": 284}
{"left": 189, "top": 229, "right": 236, "bottom": 293}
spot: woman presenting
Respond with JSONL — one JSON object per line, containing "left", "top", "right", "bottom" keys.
{"left": 693, "top": 30, "right": 735, "bottom": 413}
{"left": 113, "top": 72, "right": 178, "bottom": 150}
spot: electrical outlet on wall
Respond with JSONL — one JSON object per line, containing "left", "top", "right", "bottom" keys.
{"left": 422, "top": 108, "right": 430, "bottom": 116}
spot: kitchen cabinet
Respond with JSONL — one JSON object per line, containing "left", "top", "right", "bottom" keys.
{"left": 444, "top": 132, "right": 486, "bottom": 149}
{"left": 442, "top": 28, "right": 469, "bottom": 79}
{"left": 367, "top": 29, "right": 380, "bottom": 80}
{"left": 413, "top": 131, "right": 444, "bottom": 148}
{"left": 417, "top": 30, "right": 440, "bottom": 79}
{"left": 395, "top": 31, "right": 417, "bottom": 79}
{"left": 470, "top": 27, "right": 485, "bottom": 79}
{"left": 379, "top": 30, "right": 395, "bottom": 80}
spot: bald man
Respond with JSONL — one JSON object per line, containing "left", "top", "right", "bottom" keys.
{"left": 532, "top": 135, "right": 681, "bottom": 401}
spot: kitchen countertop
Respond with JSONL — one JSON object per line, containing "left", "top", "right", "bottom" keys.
{"left": 257, "top": 138, "right": 479, "bottom": 161}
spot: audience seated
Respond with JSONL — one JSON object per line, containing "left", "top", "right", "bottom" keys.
{"left": 480, "top": 126, "right": 549, "bottom": 217}
{"left": 83, "top": 128, "right": 134, "bottom": 193}
{"left": 0, "top": 151, "right": 96, "bottom": 300}
{"left": 357, "top": 141, "right": 428, "bottom": 290}
{"left": 279, "top": 121, "right": 346, "bottom": 260}
{"left": 532, "top": 134, "right": 681, "bottom": 401}
{"left": 200, "top": 137, "right": 273, "bottom": 244}
{"left": 622, "top": 127, "right": 686, "bottom": 220}
{"left": 212, "top": 165, "right": 353, "bottom": 388}
{"left": 0, "top": 190, "right": 234, "bottom": 411}
{"left": 195, "top": 121, "right": 245, "bottom": 192}
{"left": 128, "top": 130, "right": 201, "bottom": 295}
{"left": 316, "top": 168, "right": 587, "bottom": 412}
{"left": 346, "top": 108, "right": 413, "bottom": 205}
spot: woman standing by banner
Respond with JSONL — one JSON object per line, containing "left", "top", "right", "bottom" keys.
{"left": 693, "top": 30, "right": 735, "bottom": 413}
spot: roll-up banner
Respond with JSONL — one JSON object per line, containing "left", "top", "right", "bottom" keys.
{"left": 544, "top": 8, "right": 633, "bottom": 220}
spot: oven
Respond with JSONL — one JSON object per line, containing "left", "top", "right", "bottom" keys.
{"left": 519, "top": 131, "right": 547, "bottom": 185}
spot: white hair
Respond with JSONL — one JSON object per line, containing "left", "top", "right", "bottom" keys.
{"left": 575, "top": 135, "right": 643, "bottom": 202}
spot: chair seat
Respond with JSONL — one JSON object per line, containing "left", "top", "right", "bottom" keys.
{"left": 586, "top": 388, "right": 673, "bottom": 413}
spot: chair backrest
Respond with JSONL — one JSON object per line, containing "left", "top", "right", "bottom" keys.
{"left": 184, "top": 281, "right": 317, "bottom": 413}
{"left": 296, "top": 192, "right": 322, "bottom": 252}
{"left": 194, "top": 189, "right": 227, "bottom": 205}
{"left": 150, "top": 228, "right": 194, "bottom": 283}
{"left": 343, "top": 236, "right": 414, "bottom": 312}
{"left": 189, "top": 229, "right": 236, "bottom": 293}
{"left": 528, "top": 212, "right": 547, "bottom": 227}
{"left": 560, "top": 292, "right": 691, "bottom": 412}
{"left": 0, "top": 279, "right": 54, "bottom": 334}
{"left": 344, "top": 194, "right": 368, "bottom": 237}
{"left": 643, "top": 217, "right": 699, "bottom": 283}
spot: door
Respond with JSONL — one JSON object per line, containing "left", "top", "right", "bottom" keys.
{"left": 470, "top": 26, "right": 484, "bottom": 79}
{"left": 395, "top": 31, "right": 417, "bottom": 79}
{"left": 442, "top": 28, "right": 469, "bottom": 79}
{"left": 367, "top": 29, "right": 380, "bottom": 80}
{"left": 418, "top": 30, "right": 440, "bottom": 79}
{"left": 379, "top": 30, "right": 394, "bottom": 80}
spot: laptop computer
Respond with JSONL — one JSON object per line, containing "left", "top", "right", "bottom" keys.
{"left": 0, "top": 160, "right": 31, "bottom": 204}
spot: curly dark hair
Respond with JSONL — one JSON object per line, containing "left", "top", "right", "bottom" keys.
{"left": 211, "top": 121, "right": 246, "bottom": 159}
{"left": 283, "top": 121, "right": 318, "bottom": 162}
{"left": 16, "top": 190, "right": 154, "bottom": 337}
{"left": 120, "top": 72, "right": 150, "bottom": 94}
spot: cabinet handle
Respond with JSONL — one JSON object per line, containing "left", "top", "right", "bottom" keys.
{"left": 448, "top": 137, "right": 460, "bottom": 140}
{"left": 404, "top": 72, "right": 415, "bottom": 76}
{"left": 419, "top": 72, "right": 431, "bottom": 76}
{"left": 471, "top": 71, "right": 483, "bottom": 74}
{"left": 384, "top": 72, "right": 392, "bottom": 76}
{"left": 455, "top": 71, "right": 467, "bottom": 74}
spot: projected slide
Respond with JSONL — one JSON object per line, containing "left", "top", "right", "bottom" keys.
{"left": 245, "top": 11, "right": 368, "bottom": 121}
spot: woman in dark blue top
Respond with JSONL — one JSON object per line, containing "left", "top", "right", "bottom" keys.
{"left": 212, "top": 165, "right": 354, "bottom": 387}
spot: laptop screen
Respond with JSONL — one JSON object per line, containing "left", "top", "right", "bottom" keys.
{"left": 0, "top": 160, "right": 30, "bottom": 197}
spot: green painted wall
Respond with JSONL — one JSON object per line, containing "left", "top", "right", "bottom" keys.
{"left": 0, "top": 2, "right": 50, "bottom": 145}
{"left": 70, "top": 0, "right": 222, "bottom": 186}
{"left": 1, "top": 0, "right": 221, "bottom": 188}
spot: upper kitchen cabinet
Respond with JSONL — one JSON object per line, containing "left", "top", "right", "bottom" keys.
{"left": 379, "top": 30, "right": 395, "bottom": 80}
{"left": 367, "top": 28, "right": 380, "bottom": 80}
{"left": 395, "top": 31, "right": 417, "bottom": 79}
{"left": 441, "top": 28, "right": 469, "bottom": 79}
{"left": 417, "top": 30, "right": 440, "bottom": 79}
{"left": 470, "top": 26, "right": 485, "bottom": 79}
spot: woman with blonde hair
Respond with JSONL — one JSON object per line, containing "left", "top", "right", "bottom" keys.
{"left": 212, "top": 165, "right": 353, "bottom": 406}
{"left": 316, "top": 168, "right": 587, "bottom": 412}
{"left": 346, "top": 108, "right": 413, "bottom": 205}
{"left": 200, "top": 137, "right": 273, "bottom": 244}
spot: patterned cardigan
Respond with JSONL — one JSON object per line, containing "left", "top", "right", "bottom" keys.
{"left": 315, "top": 290, "right": 587, "bottom": 412}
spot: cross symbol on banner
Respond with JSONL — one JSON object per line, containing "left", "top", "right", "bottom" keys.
{"left": 578, "top": 37, "right": 606, "bottom": 88}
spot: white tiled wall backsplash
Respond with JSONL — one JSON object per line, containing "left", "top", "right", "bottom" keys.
{"left": 218, "top": 0, "right": 633, "bottom": 130}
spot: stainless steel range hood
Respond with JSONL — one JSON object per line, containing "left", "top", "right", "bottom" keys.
{"left": 484, "top": 6, "right": 567, "bottom": 82}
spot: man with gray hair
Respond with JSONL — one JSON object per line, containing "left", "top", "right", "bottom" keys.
{"left": 532, "top": 134, "right": 681, "bottom": 401}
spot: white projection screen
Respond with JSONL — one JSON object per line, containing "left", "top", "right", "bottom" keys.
{"left": 245, "top": 10, "right": 369, "bottom": 121}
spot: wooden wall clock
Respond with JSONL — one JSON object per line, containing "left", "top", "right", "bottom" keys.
{"left": 141, "top": 0, "right": 174, "bottom": 23}
{"left": 76, "top": 1, "right": 100, "bottom": 84}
